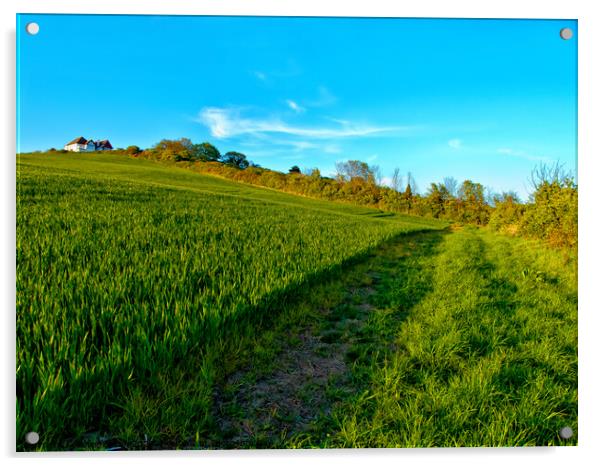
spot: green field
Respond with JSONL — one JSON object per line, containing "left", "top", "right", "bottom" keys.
{"left": 16, "top": 153, "right": 577, "bottom": 450}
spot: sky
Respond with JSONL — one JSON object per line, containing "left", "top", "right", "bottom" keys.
{"left": 17, "top": 15, "right": 577, "bottom": 199}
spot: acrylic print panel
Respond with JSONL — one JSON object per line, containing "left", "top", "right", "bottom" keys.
{"left": 16, "top": 14, "right": 577, "bottom": 451}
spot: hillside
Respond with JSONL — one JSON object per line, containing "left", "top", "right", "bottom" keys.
{"left": 16, "top": 153, "right": 576, "bottom": 450}
{"left": 18, "top": 152, "right": 443, "bottom": 227}
{"left": 16, "top": 152, "right": 446, "bottom": 450}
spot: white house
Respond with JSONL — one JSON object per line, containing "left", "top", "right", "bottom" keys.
{"left": 64, "top": 137, "right": 113, "bottom": 152}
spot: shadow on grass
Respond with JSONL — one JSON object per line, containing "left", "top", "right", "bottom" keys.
{"left": 204, "top": 228, "right": 451, "bottom": 449}
{"left": 222, "top": 228, "right": 451, "bottom": 350}
{"left": 324, "top": 229, "right": 577, "bottom": 448}
{"left": 18, "top": 227, "right": 450, "bottom": 451}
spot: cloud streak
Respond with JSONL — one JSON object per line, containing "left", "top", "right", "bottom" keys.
{"left": 286, "top": 99, "right": 305, "bottom": 114}
{"left": 497, "top": 148, "right": 549, "bottom": 162}
{"left": 198, "top": 107, "right": 405, "bottom": 140}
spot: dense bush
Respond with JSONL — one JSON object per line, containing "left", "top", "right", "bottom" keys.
{"left": 520, "top": 178, "right": 577, "bottom": 248}
{"left": 488, "top": 192, "right": 525, "bottom": 235}
{"left": 125, "top": 145, "right": 142, "bottom": 155}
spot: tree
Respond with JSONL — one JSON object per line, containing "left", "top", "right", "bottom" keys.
{"left": 222, "top": 151, "right": 249, "bottom": 169}
{"left": 401, "top": 182, "right": 414, "bottom": 214}
{"left": 406, "top": 171, "right": 418, "bottom": 195}
{"left": 459, "top": 180, "right": 485, "bottom": 204}
{"left": 458, "top": 179, "right": 489, "bottom": 224}
{"left": 125, "top": 145, "right": 142, "bottom": 155}
{"left": 521, "top": 166, "right": 577, "bottom": 247}
{"left": 529, "top": 161, "right": 571, "bottom": 193}
{"left": 371, "top": 165, "right": 383, "bottom": 186}
{"left": 178, "top": 138, "right": 194, "bottom": 152}
{"left": 289, "top": 165, "right": 302, "bottom": 174}
{"left": 192, "top": 142, "right": 221, "bottom": 162}
{"left": 425, "top": 183, "right": 452, "bottom": 218}
{"left": 484, "top": 186, "right": 497, "bottom": 207}
{"left": 403, "top": 183, "right": 413, "bottom": 198}
{"left": 335, "top": 160, "right": 376, "bottom": 183}
{"left": 152, "top": 139, "right": 193, "bottom": 161}
{"left": 443, "top": 176, "right": 459, "bottom": 197}
{"left": 489, "top": 191, "right": 524, "bottom": 233}
{"left": 391, "top": 167, "right": 402, "bottom": 192}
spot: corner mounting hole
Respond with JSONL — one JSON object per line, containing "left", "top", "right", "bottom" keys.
{"left": 559, "top": 426, "right": 573, "bottom": 439}
{"left": 25, "top": 431, "right": 40, "bottom": 445}
{"left": 26, "top": 22, "right": 39, "bottom": 36}
{"left": 560, "top": 28, "right": 573, "bottom": 40}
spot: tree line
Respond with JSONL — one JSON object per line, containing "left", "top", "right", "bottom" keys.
{"left": 50, "top": 138, "right": 578, "bottom": 248}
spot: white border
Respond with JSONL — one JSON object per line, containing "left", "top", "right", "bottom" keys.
{"left": 2, "top": 1, "right": 601, "bottom": 465}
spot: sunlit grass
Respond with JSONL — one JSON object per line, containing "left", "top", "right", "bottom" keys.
{"left": 295, "top": 228, "right": 577, "bottom": 448}
{"left": 16, "top": 153, "right": 444, "bottom": 450}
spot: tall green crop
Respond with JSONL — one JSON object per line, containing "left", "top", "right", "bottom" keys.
{"left": 16, "top": 154, "right": 442, "bottom": 450}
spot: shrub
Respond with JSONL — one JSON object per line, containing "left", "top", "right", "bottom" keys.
{"left": 125, "top": 145, "right": 142, "bottom": 155}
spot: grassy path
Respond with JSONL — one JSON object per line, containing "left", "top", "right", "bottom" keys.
{"left": 208, "top": 227, "right": 577, "bottom": 448}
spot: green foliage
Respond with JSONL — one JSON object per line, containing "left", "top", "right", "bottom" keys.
{"left": 457, "top": 180, "right": 490, "bottom": 225}
{"left": 489, "top": 192, "right": 525, "bottom": 234}
{"left": 222, "top": 151, "right": 249, "bottom": 169}
{"left": 125, "top": 145, "right": 142, "bottom": 155}
{"left": 192, "top": 142, "right": 221, "bottom": 162}
{"left": 520, "top": 178, "right": 577, "bottom": 248}
{"left": 425, "top": 183, "right": 451, "bottom": 218}
{"left": 151, "top": 138, "right": 194, "bottom": 161}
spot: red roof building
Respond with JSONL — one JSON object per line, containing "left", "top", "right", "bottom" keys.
{"left": 64, "top": 137, "right": 113, "bottom": 152}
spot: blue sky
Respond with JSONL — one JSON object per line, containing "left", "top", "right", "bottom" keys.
{"left": 17, "top": 15, "right": 577, "bottom": 199}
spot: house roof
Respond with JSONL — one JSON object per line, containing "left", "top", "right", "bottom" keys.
{"left": 66, "top": 136, "right": 88, "bottom": 145}
{"left": 65, "top": 137, "right": 113, "bottom": 149}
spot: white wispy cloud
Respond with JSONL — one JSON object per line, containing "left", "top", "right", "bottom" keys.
{"left": 286, "top": 99, "right": 305, "bottom": 114}
{"left": 448, "top": 138, "right": 462, "bottom": 149}
{"left": 497, "top": 148, "right": 549, "bottom": 162}
{"left": 367, "top": 154, "right": 378, "bottom": 162}
{"left": 198, "top": 107, "right": 404, "bottom": 139}
{"left": 239, "top": 137, "right": 340, "bottom": 156}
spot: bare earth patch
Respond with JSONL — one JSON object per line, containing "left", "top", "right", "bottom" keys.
{"left": 213, "top": 328, "right": 349, "bottom": 447}
{"left": 208, "top": 259, "right": 386, "bottom": 448}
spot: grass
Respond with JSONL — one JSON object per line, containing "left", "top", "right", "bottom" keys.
{"left": 320, "top": 228, "right": 577, "bottom": 447}
{"left": 16, "top": 152, "right": 444, "bottom": 451}
{"left": 16, "top": 152, "right": 576, "bottom": 450}
{"left": 211, "top": 228, "right": 577, "bottom": 448}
